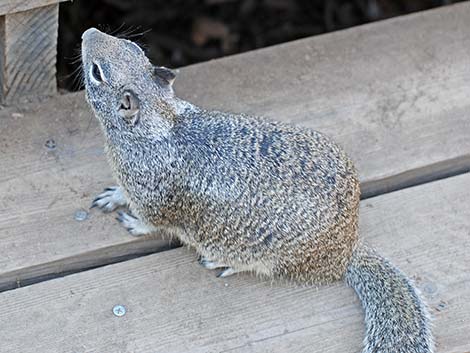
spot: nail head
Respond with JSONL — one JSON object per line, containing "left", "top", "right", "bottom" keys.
{"left": 423, "top": 282, "right": 437, "bottom": 295}
{"left": 45, "top": 139, "right": 56, "bottom": 150}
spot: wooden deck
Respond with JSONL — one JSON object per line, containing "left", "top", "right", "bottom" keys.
{"left": 0, "top": 3, "right": 469, "bottom": 352}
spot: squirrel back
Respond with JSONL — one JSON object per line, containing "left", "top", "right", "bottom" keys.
{"left": 82, "top": 28, "right": 433, "bottom": 352}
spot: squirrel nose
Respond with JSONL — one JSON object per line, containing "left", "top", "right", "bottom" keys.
{"left": 82, "top": 27, "right": 100, "bottom": 41}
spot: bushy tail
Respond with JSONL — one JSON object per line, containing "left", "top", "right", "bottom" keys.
{"left": 345, "top": 245, "right": 433, "bottom": 353}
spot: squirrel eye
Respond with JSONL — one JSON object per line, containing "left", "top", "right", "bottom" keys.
{"left": 90, "top": 63, "right": 103, "bottom": 83}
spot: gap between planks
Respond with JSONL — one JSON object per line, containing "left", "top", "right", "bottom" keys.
{"left": 361, "top": 154, "right": 470, "bottom": 199}
{"left": 0, "top": 237, "right": 178, "bottom": 292}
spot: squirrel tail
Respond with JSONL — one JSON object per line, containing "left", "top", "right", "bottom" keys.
{"left": 345, "top": 245, "right": 434, "bottom": 353}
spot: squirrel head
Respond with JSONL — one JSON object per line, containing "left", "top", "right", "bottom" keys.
{"left": 81, "top": 28, "right": 177, "bottom": 139}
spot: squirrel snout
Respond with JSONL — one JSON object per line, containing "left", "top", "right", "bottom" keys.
{"left": 81, "top": 27, "right": 101, "bottom": 41}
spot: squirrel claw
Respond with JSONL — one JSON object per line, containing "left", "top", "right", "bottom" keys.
{"left": 217, "top": 267, "right": 238, "bottom": 278}
{"left": 199, "top": 258, "right": 227, "bottom": 270}
{"left": 116, "top": 211, "right": 156, "bottom": 237}
{"left": 91, "top": 186, "right": 127, "bottom": 212}
{"left": 115, "top": 211, "right": 126, "bottom": 223}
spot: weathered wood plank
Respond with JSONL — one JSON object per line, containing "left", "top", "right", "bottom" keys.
{"left": 0, "top": 0, "right": 66, "bottom": 16}
{"left": 0, "top": 4, "right": 58, "bottom": 104}
{"left": 0, "top": 93, "right": 178, "bottom": 292}
{"left": 1, "top": 4, "right": 470, "bottom": 290}
{"left": 0, "top": 173, "right": 468, "bottom": 353}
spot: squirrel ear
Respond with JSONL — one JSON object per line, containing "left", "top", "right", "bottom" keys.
{"left": 118, "top": 90, "right": 140, "bottom": 125}
{"left": 154, "top": 66, "right": 176, "bottom": 86}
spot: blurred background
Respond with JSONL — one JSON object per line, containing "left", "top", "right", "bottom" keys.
{"left": 58, "top": 0, "right": 463, "bottom": 91}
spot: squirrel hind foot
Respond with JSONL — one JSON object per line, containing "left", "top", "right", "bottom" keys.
{"left": 198, "top": 257, "right": 241, "bottom": 278}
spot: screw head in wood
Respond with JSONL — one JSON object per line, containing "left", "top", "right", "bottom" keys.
{"left": 74, "top": 210, "right": 88, "bottom": 221}
{"left": 113, "top": 304, "right": 126, "bottom": 317}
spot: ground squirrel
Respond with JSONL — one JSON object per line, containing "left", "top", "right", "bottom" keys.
{"left": 82, "top": 28, "right": 433, "bottom": 352}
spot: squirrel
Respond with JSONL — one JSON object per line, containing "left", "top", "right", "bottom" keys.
{"left": 82, "top": 28, "right": 433, "bottom": 353}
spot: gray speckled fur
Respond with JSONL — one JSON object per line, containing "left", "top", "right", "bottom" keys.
{"left": 82, "top": 28, "right": 433, "bottom": 353}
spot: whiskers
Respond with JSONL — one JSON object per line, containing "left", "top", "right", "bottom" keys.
{"left": 111, "top": 24, "right": 151, "bottom": 39}
{"left": 62, "top": 45, "right": 85, "bottom": 91}
{"left": 110, "top": 23, "right": 151, "bottom": 54}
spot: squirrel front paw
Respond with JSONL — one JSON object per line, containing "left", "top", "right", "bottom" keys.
{"left": 91, "top": 186, "right": 127, "bottom": 212}
{"left": 116, "top": 211, "right": 156, "bottom": 236}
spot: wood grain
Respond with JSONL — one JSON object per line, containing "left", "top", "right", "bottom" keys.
{"left": 1, "top": 4, "right": 470, "bottom": 291}
{"left": 0, "top": 173, "right": 468, "bottom": 353}
{"left": 0, "top": 4, "right": 58, "bottom": 103}
{"left": 0, "top": 0, "right": 66, "bottom": 16}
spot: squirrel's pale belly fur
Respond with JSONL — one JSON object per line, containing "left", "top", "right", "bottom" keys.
{"left": 82, "top": 28, "right": 433, "bottom": 353}
{"left": 108, "top": 109, "right": 360, "bottom": 283}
